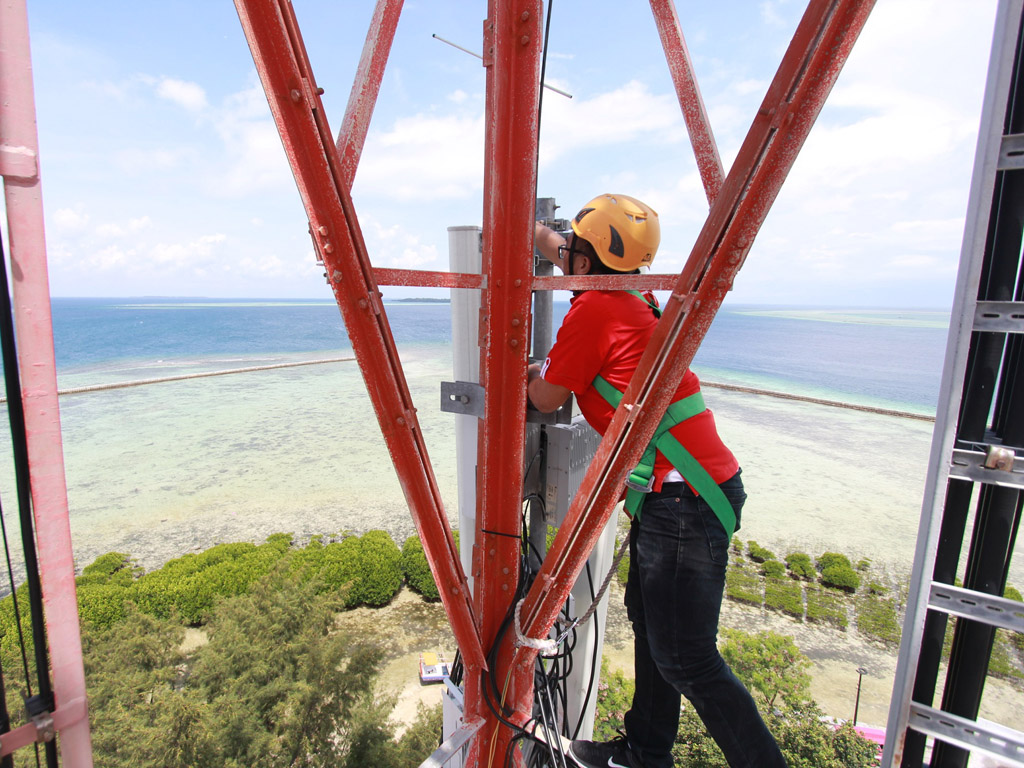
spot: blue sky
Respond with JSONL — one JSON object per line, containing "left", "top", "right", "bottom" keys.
{"left": 22, "top": 1, "right": 997, "bottom": 306}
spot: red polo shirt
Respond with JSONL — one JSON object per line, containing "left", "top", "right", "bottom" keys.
{"left": 540, "top": 290, "right": 738, "bottom": 491}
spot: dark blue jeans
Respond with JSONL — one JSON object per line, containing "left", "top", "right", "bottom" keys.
{"left": 622, "top": 471, "right": 786, "bottom": 768}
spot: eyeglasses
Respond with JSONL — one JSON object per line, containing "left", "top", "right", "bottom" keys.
{"left": 557, "top": 238, "right": 583, "bottom": 264}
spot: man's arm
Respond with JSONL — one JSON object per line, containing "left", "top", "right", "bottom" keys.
{"left": 527, "top": 362, "right": 571, "bottom": 413}
{"left": 535, "top": 222, "right": 569, "bottom": 274}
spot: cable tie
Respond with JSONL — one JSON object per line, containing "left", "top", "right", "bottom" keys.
{"left": 513, "top": 599, "right": 558, "bottom": 656}
{"left": 481, "top": 527, "right": 521, "bottom": 540}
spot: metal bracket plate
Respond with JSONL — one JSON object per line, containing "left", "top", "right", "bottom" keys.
{"left": 928, "top": 582, "right": 1024, "bottom": 633}
{"left": 441, "top": 381, "right": 485, "bottom": 417}
{"left": 998, "top": 132, "right": 1024, "bottom": 170}
{"left": 949, "top": 448, "right": 1024, "bottom": 489}
{"left": 30, "top": 711, "right": 54, "bottom": 743}
{"left": 0, "top": 144, "right": 38, "bottom": 181}
{"left": 974, "top": 300, "right": 1024, "bottom": 333}
{"left": 908, "top": 702, "right": 1024, "bottom": 765}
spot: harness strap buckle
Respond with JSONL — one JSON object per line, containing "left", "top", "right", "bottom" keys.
{"left": 625, "top": 472, "right": 654, "bottom": 494}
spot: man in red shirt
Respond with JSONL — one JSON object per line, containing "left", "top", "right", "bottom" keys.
{"left": 529, "top": 195, "right": 784, "bottom": 768}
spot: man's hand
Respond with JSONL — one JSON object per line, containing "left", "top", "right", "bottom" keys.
{"left": 527, "top": 363, "right": 571, "bottom": 413}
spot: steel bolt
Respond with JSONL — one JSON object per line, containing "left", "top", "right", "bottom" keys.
{"left": 323, "top": 243, "right": 334, "bottom": 254}
{"left": 511, "top": 318, "right": 520, "bottom": 327}
{"left": 521, "top": 35, "right": 530, "bottom": 46}
{"left": 510, "top": 338, "right": 519, "bottom": 348}
{"left": 521, "top": 11, "right": 530, "bottom": 21}
{"left": 290, "top": 89, "right": 301, "bottom": 102}
{"left": 318, "top": 225, "right": 328, "bottom": 235}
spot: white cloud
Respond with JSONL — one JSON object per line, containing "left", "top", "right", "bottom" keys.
{"left": 155, "top": 77, "right": 208, "bottom": 112}
{"left": 115, "top": 147, "right": 190, "bottom": 174}
{"left": 205, "top": 80, "right": 293, "bottom": 197}
{"left": 150, "top": 233, "right": 226, "bottom": 267}
{"left": 354, "top": 111, "right": 485, "bottom": 200}
{"left": 236, "top": 251, "right": 320, "bottom": 278}
{"left": 52, "top": 208, "right": 90, "bottom": 233}
{"left": 539, "top": 81, "right": 686, "bottom": 164}
{"left": 759, "top": 1, "right": 790, "bottom": 28}
{"left": 90, "top": 244, "right": 133, "bottom": 271}
{"left": 362, "top": 218, "right": 443, "bottom": 270}
{"left": 96, "top": 216, "right": 151, "bottom": 238}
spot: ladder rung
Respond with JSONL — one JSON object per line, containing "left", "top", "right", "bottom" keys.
{"left": 928, "top": 582, "right": 1024, "bottom": 632}
{"left": 949, "top": 448, "right": 1024, "bottom": 489}
{"left": 974, "top": 300, "right": 1024, "bottom": 332}
{"left": 908, "top": 703, "right": 1024, "bottom": 764}
{"left": 998, "top": 132, "right": 1024, "bottom": 170}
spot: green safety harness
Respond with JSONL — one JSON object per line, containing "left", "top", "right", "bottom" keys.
{"left": 592, "top": 290, "right": 738, "bottom": 539}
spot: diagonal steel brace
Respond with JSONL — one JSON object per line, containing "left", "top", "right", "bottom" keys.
{"left": 234, "top": 0, "right": 486, "bottom": 672}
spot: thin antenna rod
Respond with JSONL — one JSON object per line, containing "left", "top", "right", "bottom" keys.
{"left": 433, "top": 33, "right": 572, "bottom": 98}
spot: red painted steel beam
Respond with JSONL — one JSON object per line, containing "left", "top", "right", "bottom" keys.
{"left": 515, "top": 0, "right": 876, "bottom": 677}
{"left": 650, "top": 0, "right": 725, "bottom": 205}
{"left": 336, "top": 0, "right": 404, "bottom": 190}
{"left": 463, "top": 1, "right": 544, "bottom": 765}
{"left": 369, "top": 270, "right": 682, "bottom": 292}
{"left": 532, "top": 273, "right": 681, "bottom": 292}
{"left": 370, "top": 269, "right": 681, "bottom": 291}
{"left": 233, "top": 0, "right": 486, "bottom": 672}
{"left": 0, "top": 1, "right": 93, "bottom": 763}
{"left": 0, "top": 698, "right": 88, "bottom": 757}
{"left": 373, "top": 267, "right": 485, "bottom": 289}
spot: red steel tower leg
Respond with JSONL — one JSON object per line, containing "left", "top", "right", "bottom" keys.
{"left": 0, "top": 0, "right": 93, "bottom": 762}
{"left": 464, "top": 3, "right": 544, "bottom": 766}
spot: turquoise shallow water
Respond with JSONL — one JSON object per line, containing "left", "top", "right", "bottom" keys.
{"left": 1, "top": 299, "right": 1016, "bottom": 590}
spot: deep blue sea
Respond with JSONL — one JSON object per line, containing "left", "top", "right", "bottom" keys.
{"left": 49, "top": 297, "right": 949, "bottom": 414}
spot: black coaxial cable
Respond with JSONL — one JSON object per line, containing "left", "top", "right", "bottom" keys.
{"left": 0, "top": 229, "right": 58, "bottom": 768}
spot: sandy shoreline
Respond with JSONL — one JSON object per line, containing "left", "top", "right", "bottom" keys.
{"left": 59, "top": 382, "right": 949, "bottom": 573}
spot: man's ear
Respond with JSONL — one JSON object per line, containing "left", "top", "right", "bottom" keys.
{"left": 576, "top": 254, "right": 592, "bottom": 275}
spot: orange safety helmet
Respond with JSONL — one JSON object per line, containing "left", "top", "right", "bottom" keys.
{"left": 570, "top": 194, "right": 660, "bottom": 272}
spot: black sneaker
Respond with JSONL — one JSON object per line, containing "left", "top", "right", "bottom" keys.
{"left": 569, "top": 733, "right": 643, "bottom": 768}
